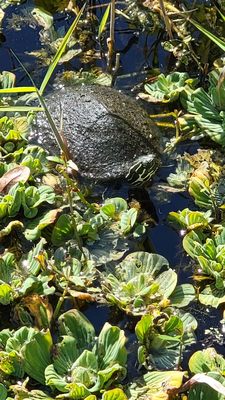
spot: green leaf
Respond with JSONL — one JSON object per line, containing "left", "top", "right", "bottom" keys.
{"left": 133, "top": 370, "right": 185, "bottom": 400}
{"left": 66, "top": 382, "right": 91, "bottom": 399}
{"left": 100, "top": 204, "right": 116, "bottom": 219}
{"left": 125, "top": 251, "right": 169, "bottom": 276}
{"left": 51, "top": 214, "right": 74, "bottom": 246}
{"left": 168, "top": 208, "right": 212, "bottom": 231}
{"left": 23, "top": 330, "right": 53, "bottom": 384}
{"left": 58, "top": 310, "right": 95, "bottom": 353}
{"left": 53, "top": 336, "right": 80, "bottom": 375}
{"left": 0, "top": 384, "right": 7, "bottom": 400}
{"left": 0, "top": 87, "right": 36, "bottom": 94}
{"left": 0, "top": 283, "right": 13, "bottom": 305}
{"left": 183, "top": 230, "right": 203, "bottom": 258}
{"left": 120, "top": 208, "right": 138, "bottom": 234}
{"left": 102, "top": 388, "right": 128, "bottom": 400}
{"left": 199, "top": 284, "right": 225, "bottom": 308}
{"left": 0, "top": 106, "right": 43, "bottom": 112}
{"left": 190, "top": 19, "right": 225, "bottom": 52}
{"left": 98, "top": 4, "right": 110, "bottom": 38}
{"left": 94, "top": 323, "right": 127, "bottom": 370}
{"left": 135, "top": 314, "right": 153, "bottom": 342}
{"left": 45, "top": 364, "right": 67, "bottom": 392}
{"left": 6, "top": 327, "right": 36, "bottom": 353}
{"left": 169, "top": 284, "right": 196, "bottom": 307}
{"left": 189, "top": 348, "right": 225, "bottom": 374}
{"left": 155, "top": 269, "right": 177, "bottom": 299}
{"left": 21, "top": 238, "right": 46, "bottom": 275}
{"left": 189, "top": 372, "right": 225, "bottom": 400}
{"left": 142, "top": 72, "right": 196, "bottom": 103}
{"left": 104, "top": 198, "right": 128, "bottom": 214}
{"left": 24, "top": 209, "right": 60, "bottom": 240}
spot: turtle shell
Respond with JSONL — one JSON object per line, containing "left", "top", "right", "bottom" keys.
{"left": 33, "top": 85, "right": 161, "bottom": 182}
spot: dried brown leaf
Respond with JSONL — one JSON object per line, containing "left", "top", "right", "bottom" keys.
{"left": 0, "top": 166, "right": 30, "bottom": 193}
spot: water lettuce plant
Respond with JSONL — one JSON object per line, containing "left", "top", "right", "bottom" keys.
{"left": 139, "top": 71, "right": 197, "bottom": 103}
{"left": 50, "top": 197, "right": 147, "bottom": 265}
{"left": 0, "top": 309, "right": 127, "bottom": 399}
{"left": 168, "top": 208, "right": 213, "bottom": 232}
{"left": 188, "top": 347, "right": 225, "bottom": 400}
{"left": 127, "top": 370, "right": 185, "bottom": 400}
{"left": 102, "top": 251, "right": 195, "bottom": 315}
{"left": 183, "top": 227, "right": 225, "bottom": 307}
{"left": 135, "top": 311, "right": 197, "bottom": 370}
{"left": 180, "top": 68, "right": 225, "bottom": 146}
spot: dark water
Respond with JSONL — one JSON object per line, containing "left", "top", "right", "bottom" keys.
{"left": 0, "top": 0, "right": 224, "bottom": 374}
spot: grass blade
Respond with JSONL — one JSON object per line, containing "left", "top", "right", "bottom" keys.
{"left": 39, "top": 4, "right": 86, "bottom": 95}
{"left": 98, "top": 4, "right": 110, "bottom": 38}
{"left": 190, "top": 18, "right": 225, "bottom": 52}
{"left": 0, "top": 106, "right": 43, "bottom": 112}
{"left": 0, "top": 87, "right": 36, "bottom": 94}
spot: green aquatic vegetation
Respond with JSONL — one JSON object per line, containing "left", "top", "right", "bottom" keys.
{"left": 60, "top": 69, "right": 112, "bottom": 87}
{"left": 124, "top": 0, "right": 161, "bottom": 32}
{"left": 50, "top": 197, "right": 147, "bottom": 265}
{"left": 102, "top": 251, "right": 195, "bottom": 315}
{"left": 9, "top": 386, "right": 128, "bottom": 400}
{"left": 52, "top": 246, "right": 97, "bottom": 295}
{"left": 168, "top": 208, "right": 213, "bottom": 232}
{"left": 167, "top": 156, "right": 194, "bottom": 189}
{"left": 0, "top": 310, "right": 127, "bottom": 399}
{"left": 128, "top": 348, "right": 225, "bottom": 400}
{"left": 140, "top": 72, "right": 197, "bottom": 103}
{"left": 167, "top": 153, "right": 225, "bottom": 218}
{"left": 46, "top": 310, "right": 127, "bottom": 397}
{"left": 0, "top": 180, "right": 55, "bottom": 220}
{"left": 135, "top": 311, "right": 197, "bottom": 370}
{"left": 183, "top": 227, "right": 225, "bottom": 307}
{"left": 188, "top": 348, "right": 225, "bottom": 400}
{"left": 0, "top": 240, "right": 54, "bottom": 310}
{"left": 188, "top": 164, "right": 223, "bottom": 211}
{"left": 128, "top": 370, "right": 185, "bottom": 400}
{"left": 0, "top": 71, "right": 15, "bottom": 89}
{"left": 5, "top": 310, "right": 126, "bottom": 398}
{"left": 0, "top": 238, "right": 97, "bottom": 325}
{"left": 189, "top": 347, "right": 225, "bottom": 375}
{"left": 180, "top": 68, "right": 225, "bottom": 146}
{"left": 0, "top": 116, "right": 30, "bottom": 157}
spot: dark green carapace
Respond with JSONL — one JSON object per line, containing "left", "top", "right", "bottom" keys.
{"left": 33, "top": 85, "right": 161, "bottom": 186}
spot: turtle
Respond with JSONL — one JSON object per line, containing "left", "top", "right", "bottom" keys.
{"left": 32, "top": 84, "right": 162, "bottom": 187}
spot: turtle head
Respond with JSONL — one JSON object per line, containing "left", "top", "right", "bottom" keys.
{"left": 126, "top": 153, "right": 161, "bottom": 187}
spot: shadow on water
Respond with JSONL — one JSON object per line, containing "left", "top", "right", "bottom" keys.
{"left": 0, "top": 0, "right": 224, "bottom": 375}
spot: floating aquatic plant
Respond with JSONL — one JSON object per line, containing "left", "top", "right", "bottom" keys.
{"left": 168, "top": 208, "right": 213, "bottom": 232}
{"left": 183, "top": 227, "right": 225, "bottom": 307}
{"left": 180, "top": 68, "right": 225, "bottom": 146}
{"left": 0, "top": 309, "right": 127, "bottom": 399}
{"left": 139, "top": 72, "right": 197, "bottom": 103}
{"left": 136, "top": 311, "right": 197, "bottom": 370}
{"left": 102, "top": 251, "right": 195, "bottom": 315}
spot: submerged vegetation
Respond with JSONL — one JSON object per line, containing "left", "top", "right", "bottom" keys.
{"left": 1, "top": 0, "right": 225, "bottom": 399}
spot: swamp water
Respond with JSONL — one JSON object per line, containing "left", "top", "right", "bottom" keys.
{"left": 0, "top": 0, "right": 225, "bottom": 388}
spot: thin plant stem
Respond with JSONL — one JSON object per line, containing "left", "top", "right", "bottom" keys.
{"left": 66, "top": 179, "right": 84, "bottom": 255}
{"left": 107, "top": 0, "right": 116, "bottom": 71}
{"left": 159, "top": 0, "right": 173, "bottom": 39}
{"left": 53, "top": 283, "right": 69, "bottom": 320}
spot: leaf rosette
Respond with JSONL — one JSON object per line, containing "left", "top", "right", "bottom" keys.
{"left": 183, "top": 228, "right": 225, "bottom": 307}
{"left": 102, "top": 251, "right": 195, "bottom": 315}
